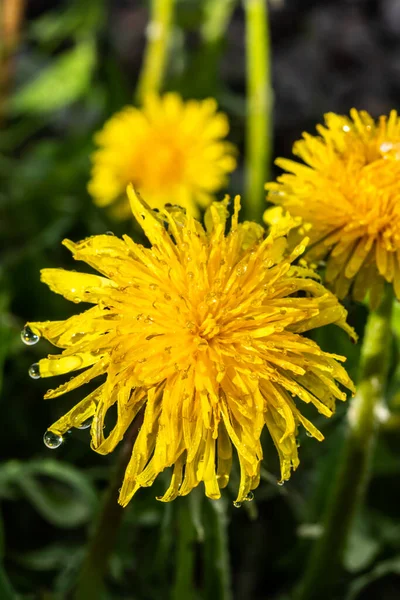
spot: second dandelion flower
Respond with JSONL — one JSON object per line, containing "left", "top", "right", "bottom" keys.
{"left": 88, "top": 93, "right": 237, "bottom": 218}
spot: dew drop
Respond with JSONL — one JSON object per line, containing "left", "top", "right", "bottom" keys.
{"left": 77, "top": 418, "right": 92, "bottom": 430}
{"left": 29, "top": 363, "right": 40, "bottom": 379}
{"left": 233, "top": 501, "right": 242, "bottom": 508}
{"left": 105, "top": 231, "right": 115, "bottom": 236}
{"left": 21, "top": 325, "right": 40, "bottom": 346}
{"left": 43, "top": 430, "right": 63, "bottom": 449}
{"left": 245, "top": 491, "right": 254, "bottom": 502}
{"left": 306, "top": 431, "right": 313, "bottom": 438}
{"left": 277, "top": 480, "right": 285, "bottom": 486}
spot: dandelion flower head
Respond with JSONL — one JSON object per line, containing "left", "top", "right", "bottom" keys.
{"left": 265, "top": 109, "right": 400, "bottom": 306}
{"left": 88, "top": 93, "right": 237, "bottom": 218}
{"left": 26, "top": 186, "right": 355, "bottom": 506}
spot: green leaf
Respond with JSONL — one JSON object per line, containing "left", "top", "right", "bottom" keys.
{"left": 31, "top": 0, "right": 104, "bottom": 47}
{"left": 10, "top": 39, "right": 96, "bottom": 114}
{"left": 346, "top": 556, "right": 400, "bottom": 600}
{"left": 0, "top": 460, "right": 98, "bottom": 528}
{"left": 343, "top": 514, "right": 380, "bottom": 573}
{"left": 12, "top": 544, "right": 80, "bottom": 571}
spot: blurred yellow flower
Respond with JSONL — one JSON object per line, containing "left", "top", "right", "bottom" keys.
{"left": 88, "top": 93, "right": 237, "bottom": 218}
{"left": 265, "top": 109, "right": 400, "bottom": 307}
{"left": 26, "top": 186, "right": 354, "bottom": 506}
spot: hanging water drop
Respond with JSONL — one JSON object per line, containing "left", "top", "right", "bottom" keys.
{"left": 21, "top": 325, "right": 40, "bottom": 346}
{"left": 77, "top": 418, "right": 92, "bottom": 430}
{"left": 233, "top": 501, "right": 242, "bottom": 508}
{"left": 305, "top": 431, "right": 313, "bottom": 438}
{"left": 29, "top": 363, "right": 40, "bottom": 379}
{"left": 105, "top": 231, "right": 114, "bottom": 236}
{"left": 43, "top": 430, "right": 63, "bottom": 449}
{"left": 277, "top": 480, "right": 285, "bottom": 486}
{"left": 245, "top": 491, "right": 254, "bottom": 502}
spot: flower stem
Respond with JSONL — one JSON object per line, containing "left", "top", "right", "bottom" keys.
{"left": 297, "top": 286, "right": 394, "bottom": 600}
{"left": 243, "top": 0, "right": 272, "bottom": 222}
{"left": 74, "top": 422, "right": 140, "bottom": 600}
{"left": 172, "top": 499, "right": 197, "bottom": 600}
{"left": 191, "top": 0, "right": 236, "bottom": 94}
{"left": 203, "top": 498, "right": 232, "bottom": 600}
{"left": 136, "top": 0, "right": 175, "bottom": 103}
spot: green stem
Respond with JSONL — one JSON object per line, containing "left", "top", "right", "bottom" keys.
{"left": 243, "top": 0, "right": 272, "bottom": 222}
{"left": 136, "top": 0, "right": 175, "bottom": 103}
{"left": 74, "top": 423, "right": 139, "bottom": 600}
{"left": 203, "top": 498, "right": 232, "bottom": 600}
{"left": 201, "top": 0, "right": 237, "bottom": 46}
{"left": 297, "top": 286, "right": 394, "bottom": 600}
{"left": 172, "top": 499, "right": 197, "bottom": 600}
{"left": 189, "top": 0, "right": 236, "bottom": 95}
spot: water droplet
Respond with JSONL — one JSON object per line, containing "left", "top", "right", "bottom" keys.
{"left": 164, "top": 293, "right": 172, "bottom": 301}
{"left": 149, "top": 283, "right": 158, "bottom": 290}
{"left": 277, "top": 480, "right": 285, "bottom": 486}
{"left": 21, "top": 325, "right": 40, "bottom": 346}
{"left": 233, "top": 501, "right": 242, "bottom": 508}
{"left": 105, "top": 231, "right": 114, "bottom": 236}
{"left": 77, "top": 418, "right": 92, "bottom": 430}
{"left": 245, "top": 491, "right": 254, "bottom": 502}
{"left": 43, "top": 430, "right": 63, "bottom": 449}
{"left": 236, "top": 265, "right": 248, "bottom": 276}
{"left": 342, "top": 125, "right": 351, "bottom": 132}
{"left": 29, "top": 363, "right": 40, "bottom": 379}
{"left": 306, "top": 431, "right": 313, "bottom": 437}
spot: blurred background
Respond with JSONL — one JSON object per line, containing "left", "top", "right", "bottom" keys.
{"left": 1, "top": 0, "right": 400, "bottom": 598}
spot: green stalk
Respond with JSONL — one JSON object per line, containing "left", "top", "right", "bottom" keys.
{"left": 201, "top": 0, "right": 237, "bottom": 46}
{"left": 191, "top": 0, "right": 237, "bottom": 94}
{"left": 172, "top": 499, "right": 197, "bottom": 600}
{"left": 74, "top": 423, "right": 139, "bottom": 600}
{"left": 203, "top": 498, "right": 232, "bottom": 600}
{"left": 136, "top": 0, "right": 175, "bottom": 103}
{"left": 297, "top": 286, "right": 394, "bottom": 600}
{"left": 243, "top": 0, "right": 272, "bottom": 222}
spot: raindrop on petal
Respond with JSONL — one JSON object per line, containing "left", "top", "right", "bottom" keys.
{"left": 77, "top": 418, "right": 92, "bottom": 430}
{"left": 43, "top": 430, "right": 63, "bottom": 449}
{"left": 21, "top": 325, "right": 40, "bottom": 346}
{"left": 29, "top": 363, "right": 41, "bottom": 379}
{"left": 233, "top": 501, "right": 242, "bottom": 508}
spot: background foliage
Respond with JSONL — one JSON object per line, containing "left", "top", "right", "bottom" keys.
{"left": 1, "top": 1, "right": 400, "bottom": 598}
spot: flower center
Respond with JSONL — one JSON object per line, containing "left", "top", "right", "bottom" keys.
{"left": 129, "top": 132, "right": 188, "bottom": 191}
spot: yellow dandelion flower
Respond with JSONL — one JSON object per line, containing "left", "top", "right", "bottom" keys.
{"left": 25, "top": 186, "right": 355, "bottom": 506}
{"left": 265, "top": 109, "right": 400, "bottom": 306}
{"left": 88, "top": 93, "right": 237, "bottom": 218}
